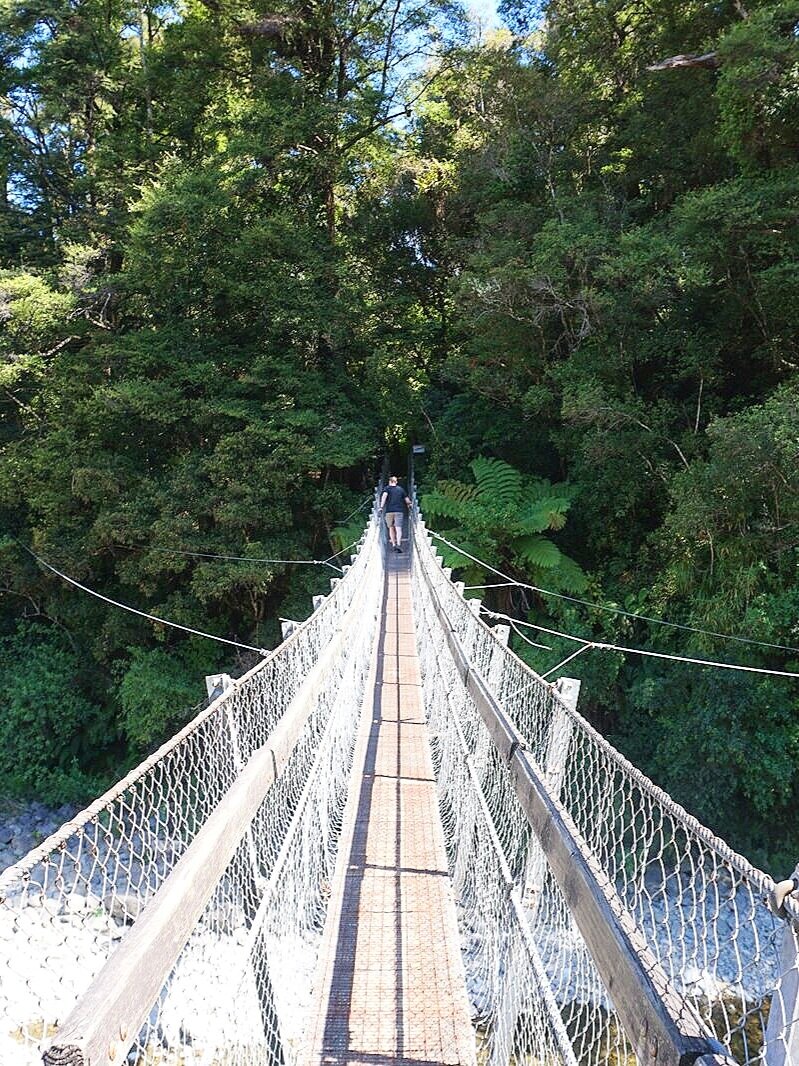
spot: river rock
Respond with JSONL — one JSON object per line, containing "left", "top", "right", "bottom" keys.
{"left": 103, "top": 893, "right": 143, "bottom": 924}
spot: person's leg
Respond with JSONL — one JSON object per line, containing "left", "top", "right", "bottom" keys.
{"left": 394, "top": 513, "right": 404, "bottom": 550}
{"left": 385, "top": 512, "right": 398, "bottom": 547}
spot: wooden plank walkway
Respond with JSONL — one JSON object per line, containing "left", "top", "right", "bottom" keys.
{"left": 304, "top": 545, "right": 476, "bottom": 1066}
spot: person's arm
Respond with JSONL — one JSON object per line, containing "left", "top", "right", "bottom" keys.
{"left": 404, "top": 495, "right": 412, "bottom": 509}
{"left": 380, "top": 491, "right": 387, "bottom": 511}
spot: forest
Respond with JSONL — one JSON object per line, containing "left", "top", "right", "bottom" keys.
{"left": 0, "top": 0, "right": 797, "bottom": 870}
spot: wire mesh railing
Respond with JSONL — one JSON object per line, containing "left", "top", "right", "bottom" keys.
{"left": 0, "top": 501, "right": 383, "bottom": 1066}
{"left": 2, "top": 479, "right": 797, "bottom": 1066}
{"left": 411, "top": 506, "right": 799, "bottom": 1066}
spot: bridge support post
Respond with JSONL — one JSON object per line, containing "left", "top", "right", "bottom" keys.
{"left": 489, "top": 913, "right": 525, "bottom": 1066}
{"left": 547, "top": 677, "right": 580, "bottom": 797}
{"left": 764, "top": 865, "right": 799, "bottom": 1066}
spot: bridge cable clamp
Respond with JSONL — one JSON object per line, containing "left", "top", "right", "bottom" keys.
{"left": 507, "top": 738, "right": 527, "bottom": 763}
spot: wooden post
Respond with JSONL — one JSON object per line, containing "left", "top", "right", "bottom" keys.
{"left": 482, "top": 626, "right": 509, "bottom": 767}
{"left": 493, "top": 677, "right": 581, "bottom": 1066}
{"left": 486, "top": 626, "right": 510, "bottom": 692}
{"left": 764, "top": 865, "right": 799, "bottom": 1066}
{"left": 467, "top": 597, "right": 482, "bottom": 618}
{"left": 239, "top": 864, "right": 285, "bottom": 1065}
{"left": 451, "top": 776, "right": 478, "bottom": 896}
{"left": 547, "top": 678, "right": 579, "bottom": 797}
{"left": 490, "top": 919, "right": 524, "bottom": 1066}
{"left": 205, "top": 673, "right": 233, "bottom": 701}
{"left": 312, "top": 595, "right": 326, "bottom": 611}
{"left": 454, "top": 629, "right": 509, "bottom": 894}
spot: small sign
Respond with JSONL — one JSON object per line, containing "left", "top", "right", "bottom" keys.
{"left": 412, "top": 444, "right": 426, "bottom": 455}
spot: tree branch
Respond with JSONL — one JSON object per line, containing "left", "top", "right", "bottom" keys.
{"left": 647, "top": 52, "right": 719, "bottom": 72}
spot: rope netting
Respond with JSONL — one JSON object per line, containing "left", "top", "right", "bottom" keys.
{"left": 0, "top": 504, "right": 384, "bottom": 1066}
{"left": 411, "top": 509, "right": 798, "bottom": 1066}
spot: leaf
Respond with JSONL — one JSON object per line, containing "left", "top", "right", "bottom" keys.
{"left": 438, "top": 479, "right": 478, "bottom": 505}
{"left": 330, "top": 520, "right": 367, "bottom": 553}
{"left": 421, "top": 485, "right": 474, "bottom": 519}
{"left": 519, "top": 496, "right": 572, "bottom": 533}
{"left": 550, "top": 555, "right": 589, "bottom": 593}
{"left": 514, "top": 534, "right": 562, "bottom": 569}
{"left": 470, "top": 456, "right": 522, "bottom": 507}
{"left": 437, "top": 541, "right": 478, "bottom": 570}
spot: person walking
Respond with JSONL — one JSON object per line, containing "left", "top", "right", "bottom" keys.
{"left": 380, "top": 476, "right": 412, "bottom": 552}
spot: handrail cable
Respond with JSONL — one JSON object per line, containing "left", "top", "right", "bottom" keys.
{"left": 483, "top": 606, "right": 799, "bottom": 679}
{"left": 427, "top": 528, "right": 799, "bottom": 655}
{"left": 120, "top": 540, "right": 361, "bottom": 571}
{"left": 16, "top": 541, "right": 270, "bottom": 655}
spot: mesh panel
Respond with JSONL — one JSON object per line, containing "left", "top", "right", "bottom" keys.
{"left": 412, "top": 511, "right": 798, "bottom": 1066}
{"left": 0, "top": 508, "right": 383, "bottom": 1065}
{"left": 2, "top": 497, "right": 797, "bottom": 1066}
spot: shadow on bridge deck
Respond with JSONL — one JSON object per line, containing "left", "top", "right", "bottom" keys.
{"left": 303, "top": 545, "right": 476, "bottom": 1066}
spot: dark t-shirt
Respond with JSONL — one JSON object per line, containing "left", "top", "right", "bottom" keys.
{"left": 384, "top": 485, "right": 407, "bottom": 512}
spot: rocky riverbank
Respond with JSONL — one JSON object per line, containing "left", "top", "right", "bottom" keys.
{"left": 0, "top": 797, "right": 77, "bottom": 874}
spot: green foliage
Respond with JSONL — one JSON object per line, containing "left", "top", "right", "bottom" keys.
{"left": 619, "top": 663, "right": 799, "bottom": 870}
{"left": 717, "top": 2, "right": 799, "bottom": 169}
{"left": 0, "top": 624, "right": 108, "bottom": 804}
{"left": 422, "top": 457, "right": 587, "bottom": 591}
{"left": 116, "top": 647, "right": 205, "bottom": 749}
{"left": 1, "top": 0, "right": 798, "bottom": 874}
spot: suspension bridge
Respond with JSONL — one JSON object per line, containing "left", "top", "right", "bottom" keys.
{"left": 1, "top": 486, "right": 798, "bottom": 1066}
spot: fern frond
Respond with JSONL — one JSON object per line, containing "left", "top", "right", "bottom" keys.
{"left": 438, "top": 479, "right": 478, "bottom": 505}
{"left": 513, "top": 534, "right": 562, "bottom": 569}
{"left": 519, "top": 497, "right": 572, "bottom": 533}
{"left": 421, "top": 488, "right": 470, "bottom": 520}
{"left": 437, "top": 539, "right": 482, "bottom": 572}
{"left": 525, "top": 479, "right": 578, "bottom": 502}
{"left": 470, "top": 457, "right": 522, "bottom": 507}
{"left": 330, "top": 520, "right": 367, "bottom": 552}
{"left": 549, "top": 555, "right": 589, "bottom": 593}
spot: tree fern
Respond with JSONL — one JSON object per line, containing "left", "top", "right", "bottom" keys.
{"left": 546, "top": 555, "right": 589, "bottom": 593}
{"left": 520, "top": 496, "right": 572, "bottom": 533}
{"left": 330, "top": 520, "right": 367, "bottom": 553}
{"left": 420, "top": 455, "right": 587, "bottom": 596}
{"left": 514, "top": 534, "right": 563, "bottom": 569}
{"left": 470, "top": 456, "right": 522, "bottom": 507}
{"left": 421, "top": 486, "right": 473, "bottom": 521}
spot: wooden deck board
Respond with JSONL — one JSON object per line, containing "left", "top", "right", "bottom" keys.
{"left": 304, "top": 547, "right": 476, "bottom": 1066}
